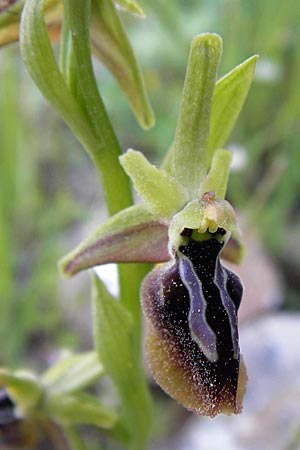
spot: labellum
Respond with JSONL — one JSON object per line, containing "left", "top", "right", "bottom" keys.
{"left": 141, "top": 227, "right": 247, "bottom": 417}
{"left": 0, "top": 388, "right": 37, "bottom": 449}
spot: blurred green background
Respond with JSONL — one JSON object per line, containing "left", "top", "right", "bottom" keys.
{"left": 0, "top": 0, "right": 299, "bottom": 379}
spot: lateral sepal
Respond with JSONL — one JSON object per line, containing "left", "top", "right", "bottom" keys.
{"left": 59, "top": 204, "right": 169, "bottom": 277}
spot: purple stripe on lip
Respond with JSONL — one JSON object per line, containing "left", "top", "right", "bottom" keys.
{"left": 179, "top": 254, "right": 218, "bottom": 363}
{"left": 214, "top": 259, "right": 239, "bottom": 359}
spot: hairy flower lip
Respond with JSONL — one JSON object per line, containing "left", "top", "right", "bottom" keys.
{"left": 141, "top": 234, "right": 246, "bottom": 417}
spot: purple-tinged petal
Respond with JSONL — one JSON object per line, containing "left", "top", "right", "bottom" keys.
{"left": 59, "top": 204, "right": 169, "bottom": 277}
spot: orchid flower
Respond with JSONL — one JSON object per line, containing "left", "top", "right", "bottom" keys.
{"left": 59, "top": 33, "right": 257, "bottom": 417}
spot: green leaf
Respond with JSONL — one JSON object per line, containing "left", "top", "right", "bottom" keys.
{"left": 41, "top": 352, "right": 104, "bottom": 395}
{"left": 120, "top": 149, "right": 188, "bottom": 219}
{"left": 206, "top": 55, "right": 258, "bottom": 167}
{"left": 200, "top": 148, "right": 233, "bottom": 199}
{"left": 91, "top": 0, "right": 154, "bottom": 129}
{"left": 59, "top": 204, "right": 169, "bottom": 277}
{"left": 171, "top": 33, "right": 222, "bottom": 197}
{"left": 92, "top": 274, "right": 152, "bottom": 450}
{"left": 46, "top": 392, "right": 117, "bottom": 428}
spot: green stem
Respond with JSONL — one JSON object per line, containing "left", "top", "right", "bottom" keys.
{"left": 62, "top": 0, "right": 131, "bottom": 215}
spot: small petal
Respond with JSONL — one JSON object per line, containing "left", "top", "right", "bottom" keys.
{"left": 200, "top": 148, "right": 232, "bottom": 200}
{"left": 59, "top": 204, "right": 169, "bottom": 277}
{"left": 120, "top": 149, "right": 188, "bottom": 220}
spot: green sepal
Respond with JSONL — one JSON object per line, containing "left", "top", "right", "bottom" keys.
{"left": 91, "top": 0, "right": 154, "bottom": 129}
{"left": 120, "top": 149, "right": 188, "bottom": 219}
{"left": 206, "top": 55, "right": 258, "bottom": 167}
{"left": 0, "top": 0, "right": 62, "bottom": 47}
{"left": 171, "top": 33, "right": 222, "bottom": 197}
{"left": 0, "top": 369, "right": 42, "bottom": 415}
{"left": 92, "top": 274, "right": 152, "bottom": 449}
{"left": 200, "top": 148, "right": 232, "bottom": 199}
{"left": 41, "top": 352, "right": 104, "bottom": 395}
{"left": 168, "top": 198, "right": 236, "bottom": 252}
{"left": 46, "top": 392, "right": 117, "bottom": 428}
{"left": 59, "top": 204, "right": 169, "bottom": 277}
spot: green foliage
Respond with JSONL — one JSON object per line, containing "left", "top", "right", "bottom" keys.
{"left": 0, "top": 0, "right": 299, "bottom": 449}
{"left": 92, "top": 275, "right": 152, "bottom": 450}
